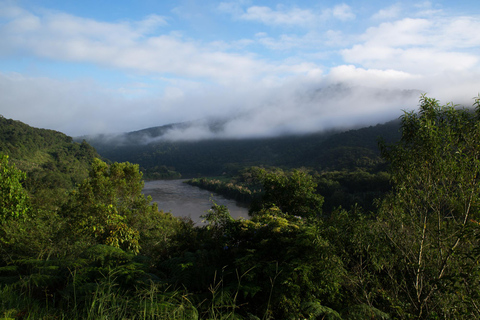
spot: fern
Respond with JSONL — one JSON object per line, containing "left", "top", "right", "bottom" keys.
{"left": 302, "top": 301, "right": 342, "bottom": 319}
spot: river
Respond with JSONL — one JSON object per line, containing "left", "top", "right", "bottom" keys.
{"left": 143, "top": 179, "right": 250, "bottom": 224}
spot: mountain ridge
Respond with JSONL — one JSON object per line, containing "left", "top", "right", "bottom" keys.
{"left": 0, "top": 116, "right": 99, "bottom": 207}
{"left": 81, "top": 118, "right": 402, "bottom": 178}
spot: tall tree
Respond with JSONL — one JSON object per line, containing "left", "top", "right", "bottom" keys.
{"left": 249, "top": 167, "right": 323, "bottom": 218}
{"left": 61, "top": 159, "right": 159, "bottom": 254}
{"left": 378, "top": 95, "right": 480, "bottom": 318}
{"left": 0, "top": 155, "right": 29, "bottom": 223}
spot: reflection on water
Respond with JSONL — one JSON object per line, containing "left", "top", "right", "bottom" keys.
{"left": 143, "top": 179, "right": 249, "bottom": 224}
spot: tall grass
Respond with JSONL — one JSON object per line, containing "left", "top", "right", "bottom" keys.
{"left": 0, "top": 268, "right": 267, "bottom": 319}
{"left": 1, "top": 276, "right": 199, "bottom": 319}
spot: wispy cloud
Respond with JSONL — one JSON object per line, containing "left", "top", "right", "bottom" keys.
{"left": 372, "top": 4, "right": 402, "bottom": 20}
{"left": 0, "top": 3, "right": 313, "bottom": 86}
{"left": 218, "top": 2, "right": 355, "bottom": 27}
{"left": 0, "top": 1, "right": 479, "bottom": 139}
{"left": 329, "top": 4, "right": 356, "bottom": 21}
{"left": 239, "top": 5, "right": 316, "bottom": 27}
{"left": 341, "top": 16, "right": 480, "bottom": 74}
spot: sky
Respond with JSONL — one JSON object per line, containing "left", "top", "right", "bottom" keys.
{"left": 0, "top": 0, "right": 479, "bottom": 139}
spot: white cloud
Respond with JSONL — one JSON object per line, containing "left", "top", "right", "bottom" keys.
{"left": 341, "top": 16, "right": 480, "bottom": 74}
{"left": 413, "top": 1, "right": 442, "bottom": 16}
{"left": 433, "top": 16, "right": 480, "bottom": 49}
{"left": 0, "top": 69, "right": 419, "bottom": 139}
{"left": 372, "top": 4, "right": 402, "bottom": 20}
{"left": 343, "top": 46, "right": 478, "bottom": 74}
{"left": 240, "top": 5, "right": 316, "bottom": 27}
{"left": 326, "top": 64, "right": 480, "bottom": 108}
{"left": 134, "top": 14, "right": 168, "bottom": 34}
{"left": 216, "top": 3, "right": 356, "bottom": 53}
{"left": 217, "top": 2, "right": 242, "bottom": 15}
{"left": 158, "top": 82, "right": 421, "bottom": 141}
{"left": 0, "top": 4, "right": 319, "bottom": 86}
{"left": 331, "top": 4, "right": 355, "bottom": 21}
{"left": 328, "top": 65, "right": 418, "bottom": 86}
{"left": 360, "top": 18, "right": 431, "bottom": 46}
{"left": 253, "top": 28, "right": 354, "bottom": 51}
{"left": 220, "top": 2, "right": 355, "bottom": 27}
{"left": 1, "top": 1, "right": 480, "bottom": 140}
{"left": 254, "top": 32, "right": 319, "bottom": 50}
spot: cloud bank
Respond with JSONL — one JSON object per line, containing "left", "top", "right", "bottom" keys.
{"left": 0, "top": 1, "right": 479, "bottom": 139}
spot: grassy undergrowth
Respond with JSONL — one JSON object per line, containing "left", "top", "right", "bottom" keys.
{"left": 1, "top": 278, "right": 203, "bottom": 319}
{"left": 0, "top": 263, "right": 264, "bottom": 320}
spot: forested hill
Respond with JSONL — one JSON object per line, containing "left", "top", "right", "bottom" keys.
{"left": 0, "top": 116, "right": 98, "bottom": 206}
{"left": 84, "top": 119, "right": 401, "bottom": 178}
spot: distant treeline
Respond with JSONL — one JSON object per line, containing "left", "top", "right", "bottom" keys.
{"left": 186, "top": 167, "right": 391, "bottom": 214}
{"left": 85, "top": 119, "right": 401, "bottom": 178}
{"left": 186, "top": 176, "right": 260, "bottom": 204}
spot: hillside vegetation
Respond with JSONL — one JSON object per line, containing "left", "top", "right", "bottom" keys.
{"left": 0, "top": 116, "right": 98, "bottom": 208}
{"left": 2, "top": 95, "right": 480, "bottom": 319}
{"left": 85, "top": 119, "right": 401, "bottom": 178}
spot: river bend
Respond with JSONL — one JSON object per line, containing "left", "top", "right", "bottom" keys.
{"left": 143, "top": 179, "right": 249, "bottom": 224}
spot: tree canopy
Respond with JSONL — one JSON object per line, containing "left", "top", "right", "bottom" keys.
{"left": 377, "top": 94, "right": 480, "bottom": 318}
{"left": 3, "top": 95, "right": 480, "bottom": 319}
{"left": 249, "top": 167, "right": 324, "bottom": 218}
{"left": 0, "top": 155, "right": 29, "bottom": 223}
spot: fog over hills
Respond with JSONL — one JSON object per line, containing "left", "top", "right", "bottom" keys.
{"left": 82, "top": 113, "right": 403, "bottom": 178}
{"left": 83, "top": 84, "right": 421, "bottom": 143}
{"left": 1, "top": 1, "right": 479, "bottom": 139}
{"left": 74, "top": 84, "right": 424, "bottom": 178}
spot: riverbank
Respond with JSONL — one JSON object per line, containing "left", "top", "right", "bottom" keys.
{"left": 184, "top": 177, "right": 259, "bottom": 205}
{"left": 142, "top": 179, "right": 249, "bottom": 223}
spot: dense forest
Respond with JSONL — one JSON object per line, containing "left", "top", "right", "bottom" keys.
{"left": 84, "top": 118, "right": 401, "bottom": 178}
{"left": 0, "top": 117, "right": 98, "bottom": 210}
{"left": 2, "top": 95, "right": 480, "bottom": 319}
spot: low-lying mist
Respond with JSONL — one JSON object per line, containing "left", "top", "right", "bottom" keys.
{"left": 84, "top": 84, "right": 421, "bottom": 145}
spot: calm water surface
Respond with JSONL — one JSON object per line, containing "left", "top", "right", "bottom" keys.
{"left": 143, "top": 179, "right": 249, "bottom": 223}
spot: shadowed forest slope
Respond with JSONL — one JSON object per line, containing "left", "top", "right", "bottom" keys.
{"left": 0, "top": 116, "right": 98, "bottom": 207}
{"left": 84, "top": 119, "right": 401, "bottom": 178}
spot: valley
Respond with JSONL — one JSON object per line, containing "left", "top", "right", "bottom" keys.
{"left": 2, "top": 96, "right": 480, "bottom": 319}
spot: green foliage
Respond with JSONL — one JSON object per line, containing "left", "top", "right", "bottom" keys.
{"left": 61, "top": 159, "right": 162, "bottom": 254}
{"left": 58, "top": 158, "right": 181, "bottom": 258}
{"left": 0, "top": 243, "right": 201, "bottom": 320}
{"left": 156, "top": 195, "right": 346, "bottom": 318}
{"left": 189, "top": 168, "right": 392, "bottom": 217}
{"left": 202, "top": 200, "right": 234, "bottom": 228}
{"left": 228, "top": 211, "right": 344, "bottom": 318}
{"left": 0, "top": 209, "right": 64, "bottom": 262}
{"left": 0, "top": 155, "right": 29, "bottom": 223}
{"left": 131, "top": 209, "right": 182, "bottom": 261}
{"left": 378, "top": 94, "right": 480, "bottom": 318}
{"left": 0, "top": 117, "right": 98, "bottom": 210}
{"left": 249, "top": 167, "right": 323, "bottom": 218}
{"left": 7, "top": 95, "right": 480, "bottom": 319}
{"left": 320, "top": 207, "right": 396, "bottom": 318}
{"left": 186, "top": 177, "right": 259, "bottom": 204}
{"left": 142, "top": 165, "right": 182, "bottom": 180}
{"left": 87, "top": 119, "right": 400, "bottom": 177}
{"left": 316, "top": 169, "right": 391, "bottom": 214}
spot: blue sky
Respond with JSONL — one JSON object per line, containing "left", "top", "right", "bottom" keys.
{"left": 0, "top": 0, "right": 479, "bottom": 138}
